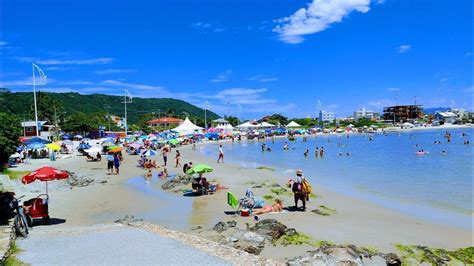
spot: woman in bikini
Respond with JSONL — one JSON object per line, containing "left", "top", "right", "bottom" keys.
{"left": 253, "top": 199, "right": 283, "bottom": 215}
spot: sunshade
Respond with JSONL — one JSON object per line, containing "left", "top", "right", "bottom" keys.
{"left": 168, "top": 139, "right": 179, "bottom": 145}
{"left": 77, "top": 143, "right": 91, "bottom": 150}
{"left": 84, "top": 147, "right": 102, "bottom": 156}
{"left": 186, "top": 164, "right": 213, "bottom": 175}
{"left": 9, "top": 153, "right": 21, "bottom": 158}
{"left": 25, "top": 137, "right": 51, "bottom": 145}
{"left": 128, "top": 143, "right": 142, "bottom": 149}
{"left": 45, "top": 143, "right": 61, "bottom": 151}
{"left": 107, "top": 145, "right": 119, "bottom": 150}
{"left": 143, "top": 150, "right": 157, "bottom": 157}
{"left": 101, "top": 142, "right": 114, "bottom": 147}
{"left": 109, "top": 147, "right": 122, "bottom": 153}
{"left": 22, "top": 166, "right": 69, "bottom": 194}
{"left": 27, "top": 142, "right": 45, "bottom": 150}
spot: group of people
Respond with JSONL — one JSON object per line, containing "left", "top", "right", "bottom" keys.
{"left": 106, "top": 152, "right": 122, "bottom": 175}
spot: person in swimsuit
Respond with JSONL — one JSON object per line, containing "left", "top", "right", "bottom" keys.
{"left": 253, "top": 199, "right": 283, "bottom": 215}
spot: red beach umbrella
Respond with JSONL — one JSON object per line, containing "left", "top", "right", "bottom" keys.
{"left": 22, "top": 166, "right": 69, "bottom": 194}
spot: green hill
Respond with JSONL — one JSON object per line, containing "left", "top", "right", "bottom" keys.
{"left": 0, "top": 90, "right": 219, "bottom": 124}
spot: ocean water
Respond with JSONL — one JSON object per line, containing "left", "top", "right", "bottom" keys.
{"left": 200, "top": 128, "right": 473, "bottom": 229}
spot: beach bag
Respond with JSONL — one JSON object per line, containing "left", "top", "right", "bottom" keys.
{"left": 301, "top": 179, "right": 312, "bottom": 194}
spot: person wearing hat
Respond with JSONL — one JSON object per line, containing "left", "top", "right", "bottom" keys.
{"left": 291, "top": 169, "right": 307, "bottom": 211}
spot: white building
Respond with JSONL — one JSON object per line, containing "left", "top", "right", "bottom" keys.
{"left": 450, "top": 108, "right": 467, "bottom": 120}
{"left": 319, "top": 110, "right": 334, "bottom": 123}
{"left": 353, "top": 108, "right": 375, "bottom": 121}
{"left": 434, "top": 111, "right": 457, "bottom": 124}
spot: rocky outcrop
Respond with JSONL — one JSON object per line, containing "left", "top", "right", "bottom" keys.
{"left": 68, "top": 172, "right": 94, "bottom": 187}
{"left": 161, "top": 175, "right": 193, "bottom": 191}
{"left": 250, "top": 219, "right": 287, "bottom": 241}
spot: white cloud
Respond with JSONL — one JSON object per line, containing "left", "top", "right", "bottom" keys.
{"left": 0, "top": 41, "right": 8, "bottom": 46}
{"left": 248, "top": 75, "right": 279, "bottom": 82}
{"left": 14, "top": 56, "right": 114, "bottom": 65}
{"left": 192, "top": 22, "right": 225, "bottom": 33}
{"left": 101, "top": 80, "right": 165, "bottom": 91}
{"left": 0, "top": 77, "right": 54, "bottom": 87}
{"left": 398, "top": 44, "right": 411, "bottom": 53}
{"left": 439, "top": 78, "right": 448, "bottom": 82}
{"left": 273, "top": 0, "right": 371, "bottom": 44}
{"left": 466, "top": 52, "right": 472, "bottom": 57}
{"left": 211, "top": 70, "right": 232, "bottom": 83}
{"left": 387, "top": 87, "right": 400, "bottom": 91}
{"left": 368, "top": 98, "right": 394, "bottom": 109}
{"left": 375, "top": 0, "right": 386, "bottom": 4}
{"left": 95, "top": 69, "right": 137, "bottom": 75}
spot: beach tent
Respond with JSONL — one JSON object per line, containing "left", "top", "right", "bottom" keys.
{"left": 236, "top": 121, "right": 257, "bottom": 131}
{"left": 258, "top": 122, "right": 276, "bottom": 129}
{"left": 172, "top": 117, "right": 203, "bottom": 135}
{"left": 215, "top": 123, "right": 234, "bottom": 133}
{"left": 286, "top": 121, "right": 302, "bottom": 128}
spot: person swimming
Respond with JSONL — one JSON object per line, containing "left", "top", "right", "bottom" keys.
{"left": 304, "top": 149, "right": 309, "bottom": 157}
{"left": 283, "top": 142, "right": 289, "bottom": 150}
{"left": 441, "top": 150, "right": 447, "bottom": 155}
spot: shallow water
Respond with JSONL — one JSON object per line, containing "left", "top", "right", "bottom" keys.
{"left": 201, "top": 128, "right": 473, "bottom": 229}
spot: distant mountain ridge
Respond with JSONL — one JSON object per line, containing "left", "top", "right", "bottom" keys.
{"left": 422, "top": 107, "right": 451, "bottom": 115}
{"left": 0, "top": 90, "right": 220, "bottom": 124}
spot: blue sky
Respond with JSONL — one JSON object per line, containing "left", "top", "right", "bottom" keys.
{"left": 1, "top": 0, "right": 472, "bottom": 119}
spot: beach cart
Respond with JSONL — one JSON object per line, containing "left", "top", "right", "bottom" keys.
{"left": 23, "top": 194, "right": 49, "bottom": 225}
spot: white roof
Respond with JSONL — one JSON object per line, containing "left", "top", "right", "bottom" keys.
{"left": 237, "top": 121, "right": 257, "bottom": 128}
{"left": 259, "top": 122, "right": 275, "bottom": 127}
{"left": 216, "top": 123, "right": 234, "bottom": 132}
{"left": 437, "top": 112, "right": 457, "bottom": 117}
{"left": 172, "top": 117, "right": 203, "bottom": 135}
{"left": 286, "top": 121, "right": 301, "bottom": 128}
{"left": 21, "top": 121, "right": 47, "bottom": 127}
{"left": 213, "top": 118, "right": 229, "bottom": 123}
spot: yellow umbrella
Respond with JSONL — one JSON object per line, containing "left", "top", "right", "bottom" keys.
{"left": 109, "top": 147, "right": 122, "bottom": 153}
{"left": 45, "top": 143, "right": 61, "bottom": 151}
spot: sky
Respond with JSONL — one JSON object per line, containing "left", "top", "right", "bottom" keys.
{"left": 0, "top": 0, "right": 472, "bottom": 119}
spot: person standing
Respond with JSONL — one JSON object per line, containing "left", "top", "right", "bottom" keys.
{"left": 217, "top": 145, "right": 224, "bottom": 163}
{"left": 291, "top": 169, "right": 307, "bottom": 211}
{"left": 175, "top": 150, "right": 181, "bottom": 168}
{"left": 113, "top": 153, "right": 121, "bottom": 175}
{"left": 162, "top": 146, "right": 169, "bottom": 166}
{"left": 106, "top": 152, "right": 114, "bottom": 175}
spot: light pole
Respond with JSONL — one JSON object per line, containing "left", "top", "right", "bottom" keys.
{"left": 122, "top": 89, "right": 132, "bottom": 135}
{"left": 204, "top": 101, "right": 209, "bottom": 130}
{"left": 31, "top": 63, "right": 47, "bottom": 137}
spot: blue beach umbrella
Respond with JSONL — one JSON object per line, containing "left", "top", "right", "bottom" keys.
{"left": 27, "top": 142, "right": 45, "bottom": 150}
{"left": 76, "top": 143, "right": 91, "bottom": 150}
{"left": 143, "top": 150, "right": 157, "bottom": 157}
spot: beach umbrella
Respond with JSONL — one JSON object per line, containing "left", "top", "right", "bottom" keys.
{"left": 74, "top": 135, "right": 83, "bottom": 139}
{"left": 109, "top": 147, "right": 122, "bottom": 153}
{"left": 9, "top": 153, "right": 21, "bottom": 158}
{"left": 143, "top": 149, "right": 157, "bottom": 157}
{"left": 22, "top": 166, "right": 69, "bottom": 195}
{"left": 76, "top": 143, "right": 91, "bottom": 150}
{"left": 107, "top": 145, "right": 119, "bottom": 150}
{"left": 45, "top": 143, "right": 61, "bottom": 151}
{"left": 84, "top": 147, "right": 102, "bottom": 157}
{"left": 187, "top": 164, "right": 214, "bottom": 175}
{"left": 128, "top": 143, "right": 142, "bottom": 149}
{"left": 27, "top": 142, "right": 45, "bottom": 150}
{"left": 101, "top": 142, "right": 114, "bottom": 147}
{"left": 168, "top": 139, "right": 179, "bottom": 145}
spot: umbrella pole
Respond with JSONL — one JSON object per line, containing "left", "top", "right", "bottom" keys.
{"left": 46, "top": 181, "right": 48, "bottom": 195}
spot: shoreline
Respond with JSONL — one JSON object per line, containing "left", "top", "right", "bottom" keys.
{"left": 5, "top": 131, "right": 473, "bottom": 261}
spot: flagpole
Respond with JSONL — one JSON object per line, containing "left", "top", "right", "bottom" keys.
{"left": 32, "top": 63, "right": 39, "bottom": 137}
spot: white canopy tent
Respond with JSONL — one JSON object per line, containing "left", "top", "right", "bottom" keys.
{"left": 172, "top": 117, "right": 203, "bottom": 135}
{"left": 258, "top": 122, "right": 276, "bottom": 129}
{"left": 237, "top": 121, "right": 257, "bottom": 131}
{"left": 286, "top": 121, "right": 301, "bottom": 128}
{"left": 216, "top": 123, "right": 234, "bottom": 133}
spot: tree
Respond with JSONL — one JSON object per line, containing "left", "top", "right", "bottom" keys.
{"left": 0, "top": 113, "right": 21, "bottom": 170}
{"left": 264, "top": 114, "right": 288, "bottom": 127}
{"left": 33, "top": 92, "right": 65, "bottom": 123}
{"left": 225, "top": 116, "right": 240, "bottom": 126}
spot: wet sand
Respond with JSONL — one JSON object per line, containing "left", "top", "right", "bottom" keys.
{"left": 9, "top": 140, "right": 473, "bottom": 260}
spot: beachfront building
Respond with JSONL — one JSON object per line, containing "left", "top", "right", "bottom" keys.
{"left": 109, "top": 115, "right": 126, "bottom": 128}
{"left": 172, "top": 117, "right": 203, "bottom": 135}
{"left": 382, "top": 105, "right": 423, "bottom": 123}
{"left": 21, "top": 121, "right": 58, "bottom": 140}
{"left": 450, "top": 108, "right": 467, "bottom": 120}
{"left": 319, "top": 110, "right": 334, "bottom": 123}
{"left": 213, "top": 118, "right": 234, "bottom": 133}
{"left": 353, "top": 108, "right": 375, "bottom": 121}
{"left": 434, "top": 111, "right": 458, "bottom": 124}
{"left": 146, "top": 117, "right": 183, "bottom": 129}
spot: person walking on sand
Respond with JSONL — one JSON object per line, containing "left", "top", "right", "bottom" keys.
{"left": 113, "top": 153, "right": 121, "bottom": 175}
{"left": 289, "top": 170, "right": 307, "bottom": 211}
{"left": 161, "top": 146, "right": 169, "bottom": 166}
{"left": 175, "top": 150, "right": 182, "bottom": 168}
{"left": 145, "top": 169, "right": 152, "bottom": 183}
{"left": 217, "top": 145, "right": 224, "bottom": 163}
{"left": 106, "top": 152, "right": 114, "bottom": 175}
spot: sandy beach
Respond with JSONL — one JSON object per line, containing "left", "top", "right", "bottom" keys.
{"left": 4, "top": 136, "right": 472, "bottom": 263}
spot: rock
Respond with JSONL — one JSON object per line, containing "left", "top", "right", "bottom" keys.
{"left": 162, "top": 175, "right": 193, "bottom": 190}
{"left": 213, "top": 221, "right": 228, "bottom": 233}
{"left": 226, "top": 220, "right": 237, "bottom": 228}
{"left": 252, "top": 185, "right": 263, "bottom": 188}
{"left": 68, "top": 172, "right": 95, "bottom": 187}
{"left": 236, "top": 245, "right": 263, "bottom": 255}
{"left": 100, "top": 180, "right": 107, "bottom": 184}
{"left": 228, "top": 236, "right": 239, "bottom": 243}
{"left": 251, "top": 219, "right": 287, "bottom": 241}
{"left": 288, "top": 246, "right": 364, "bottom": 266}
{"left": 115, "top": 215, "right": 143, "bottom": 226}
{"left": 383, "top": 253, "right": 402, "bottom": 266}
{"left": 285, "top": 228, "right": 298, "bottom": 236}
{"left": 270, "top": 183, "right": 281, "bottom": 187}
{"left": 242, "top": 232, "right": 265, "bottom": 245}
{"left": 191, "top": 225, "right": 202, "bottom": 231}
